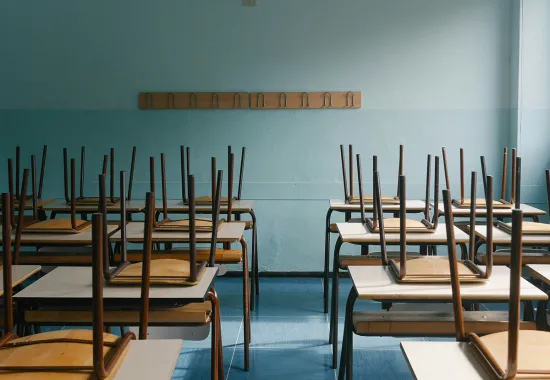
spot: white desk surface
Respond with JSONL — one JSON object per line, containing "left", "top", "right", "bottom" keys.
{"left": 329, "top": 199, "right": 426, "bottom": 212}
{"left": 336, "top": 222, "right": 469, "bottom": 244}
{"left": 43, "top": 199, "right": 145, "bottom": 213}
{"left": 348, "top": 265, "right": 546, "bottom": 301}
{"left": 0, "top": 265, "right": 41, "bottom": 296}
{"left": 156, "top": 199, "right": 255, "bottom": 213}
{"left": 115, "top": 339, "right": 182, "bottom": 380}
{"left": 474, "top": 225, "right": 550, "bottom": 245}
{"left": 0, "top": 224, "right": 119, "bottom": 245}
{"left": 525, "top": 264, "right": 550, "bottom": 285}
{"left": 15, "top": 266, "right": 217, "bottom": 300}
{"left": 110, "top": 221, "right": 245, "bottom": 243}
{"left": 436, "top": 202, "right": 546, "bottom": 217}
{"left": 400, "top": 341, "right": 491, "bottom": 380}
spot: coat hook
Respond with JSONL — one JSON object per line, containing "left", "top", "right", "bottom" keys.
{"left": 345, "top": 91, "right": 355, "bottom": 108}
{"left": 145, "top": 93, "right": 153, "bottom": 109}
{"left": 323, "top": 92, "right": 332, "bottom": 108}
{"left": 212, "top": 92, "right": 220, "bottom": 108}
{"left": 233, "top": 92, "right": 242, "bottom": 108}
{"left": 189, "top": 93, "right": 197, "bottom": 108}
{"left": 279, "top": 92, "right": 288, "bottom": 108}
{"left": 257, "top": 92, "right": 265, "bottom": 108}
{"left": 167, "top": 92, "right": 175, "bottom": 109}
{"left": 301, "top": 92, "right": 310, "bottom": 108}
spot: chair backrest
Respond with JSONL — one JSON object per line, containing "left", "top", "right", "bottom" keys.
{"left": 2, "top": 193, "right": 15, "bottom": 335}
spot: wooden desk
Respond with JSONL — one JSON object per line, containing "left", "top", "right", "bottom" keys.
{"left": 474, "top": 225, "right": 550, "bottom": 246}
{"left": 0, "top": 224, "right": 119, "bottom": 246}
{"left": 110, "top": 221, "right": 245, "bottom": 244}
{"left": 157, "top": 199, "right": 260, "bottom": 308}
{"left": 0, "top": 265, "right": 41, "bottom": 296}
{"left": 436, "top": 202, "right": 546, "bottom": 220}
{"left": 400, "top": 341, "right": 491, "bottom": 380}
{"left": 526, "top": 264, "right": 550, "bottom": 285}
{"left": 335, "top": 266, "right": 547, "bottom": 374}
{"left": 349, "top": 265, "right": 545, "bottom": 302}
{"left": 115, "top": 339, "right": 182, "bottom": 380}
{"left": 329, "top": 222, "right": 470, "bottom": 367}
{"left": 156, "top": 199, "right": 255, "bottom": 213}
{"left": 111, "top": 221, "right": 251, "bottom": 370}
{"left": 323, "top": 199, "right": 428, "bottom": 314}
{"left": 43, "top": 199, "right": 145, "bottom": 214}
{"left": 15, "top": 266, "right": 217, "bottom": 304}
{"left": 336, "top": 222, "right": 469, "bottom": 245}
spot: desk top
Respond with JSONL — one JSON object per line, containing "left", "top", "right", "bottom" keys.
{"left": 11, "top": 198, "right": 56, "bottom": 209}
{"left": 436, "top": 202, "right": 546, "bottom": 217}
{"left": 156, "top": 199, "right": 255, "bottom": 213}
{"left": 43, "top": 199, "right": 145, "bottom": 213}
{"left": 110, "top": 221, "right": 245, "bottom": 243}
{"left": 115, "top": 339, "right": 182, "bottom": 380}
{"left": 525, "top": 264, "right": 550, "bottom": 285}
{"left": 15, "top": 266, "right": 217, "bottom": 301}
{"left": 474, "top": 225, "right": 550, "bottom": 245}
{"left": 0, "top": 265, "right": 41, "bottom": 296}
{"left": 348, "top": 265, "right": 546, "bottom": 301}
{"left": 0, "top": 224, "right": 119, "bottom": 245}
{"left": 400, "top": 341, "right": 491, "bottom": 380}
{"left": 329, "top": 199, "right": 426, "bottom": 212}
{"left": 336, "top": 222, "right": 469, "bottom": 244}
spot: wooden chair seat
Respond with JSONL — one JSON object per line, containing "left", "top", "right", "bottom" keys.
{"left": 110, "top": 259, "right": 205, "bottom": 285}
{"left": 191, "top": 196, "right": 229, "bottom": 205}
{"left": 339, "top": 252, "right": 421, "bottom": 268}
{"left": 506, "top": 221, "right": 550, "bottom": 235}
{"left": 115, "top": 249, "right": 242, "bottom": 264}
{"left": 452, "top": 198, "right": 512, "bottom": 209}
{"left": 371, "top": 218, "right": 434, "bottom": 233}
{"left": 22, "top": 219, "right": 91, "bottom": 234}
{"left": 479, "top": 249, "right": 550, "bottom": 265}
{"left": 353, "top": 311, "right": 536, "bottom": 336}
{"left": 350, "top": 195, "right": 399, "bottom": 204}
{"left": 389, "top": 257, "right": 486, "bottom": 283}
{"left": 330, "top": 219, "right": 362, "bottom": 233}
{"left": 154, "top": 218, "right": 219, "bottom": 232}
{"left": 477, "top": 330, "right": 550, "bottom": 376}
{"left": 0, "top": 330, "right": 127, "bottom": 379}
{"left": 26, "top": 302, "right": 213, "bottom": 326}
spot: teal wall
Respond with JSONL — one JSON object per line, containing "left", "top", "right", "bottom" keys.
{"left": 0, "top": 0, "right": 521, "bottom": 270}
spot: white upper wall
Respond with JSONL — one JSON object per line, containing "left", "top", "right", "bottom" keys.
{"left": 0, "top": 0, "right": 512, "bottom": 110}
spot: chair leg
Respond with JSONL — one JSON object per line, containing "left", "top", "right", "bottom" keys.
{"left": 250, "top": 226, "right": 255, "bottom": 311}
{"left": 324, "top": 209, "right": 333, "bottom": 314}
{"left": 209, "top": 290, "right": 220, "bottom": 380}
{"left": 250, "top": 210, "right": 260, "bottom": 297}
{"left": 331, "top": 237, "right": 343, "bottom": 369}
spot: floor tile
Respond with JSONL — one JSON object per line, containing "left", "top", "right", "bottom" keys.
{"left": 336, "top": 320, "right": 423, "bottom": 349}
{"left": 351, "top": 349, "right": 414, "bottom": 380}
{"left": 172, "top": 346, "right": 235, "bottom": 380}
{"left": 244, "top": 316, "right": 329, "bottom": 349}
{"left": 228, "top": 347, "right": 336, "bottom": 379}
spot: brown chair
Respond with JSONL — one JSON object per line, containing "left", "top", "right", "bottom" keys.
{"left": 341, "top": 144, "right": 402, "bottom": 204}
{"left": 3, "top": 145, "right": 47, "bottom": 208}
{"left": 496, "top": 163, "right": 550, "bottom": 235}
{"left": 63, "top": 147, "right": 136, "bottom": 206}
{"left": 444, "top": 146, "right": 516, "bottom": 209}
{"left": 154, "top": 154, "right": 222, "bottom": 232}
{"left": 18, "top": 159, "right": 92, "bottom": 234}
{"left": 446, "top": 205, "right": 550, "bottom": 378}
{"left": 379, "top": 170, "right": 490, "bottom": 283}
{"left": 108, "top": 172, "right": 207, "bottom": 286}
{"left": 367, "top": 154, "right": 438, "bottom": 234}
{"left": 0, "top": 205, "right": 135, "bottom": 379}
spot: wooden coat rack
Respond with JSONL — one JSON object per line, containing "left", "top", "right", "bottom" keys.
{"left": 138, "top": 91, "right": 361, "bottom": 110}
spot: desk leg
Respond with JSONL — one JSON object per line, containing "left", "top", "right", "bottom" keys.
{"left": 250, "top": 210, "right": 260, "bottom": 308}
{"left": 523, "top": 300, "right": 534, "bottom": 322}
{"left": 208, "top": 288, "right": 222, "bottom": 380}
{"left": 533, "top": 215, "right": 540, "bottom": 223}
{"left": 339, "top": 287, "right": 358, "bottom": 380}
{"left": 324, "top": 209, "right": 334, "bottom": 314}
{"left": 50, "top": 211, "right": 57, "bottom": 220}
{"left": 240, "top": 238, "right": 251, "bottom": 371}
{"left": 536, "top": 299, "right": 548, "bottom": 330}
{"left": 459, "top": 243, "right": 467, "bottom": 261}
{"left": 331, "top": 237, "right": 343, "bottom": 369}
